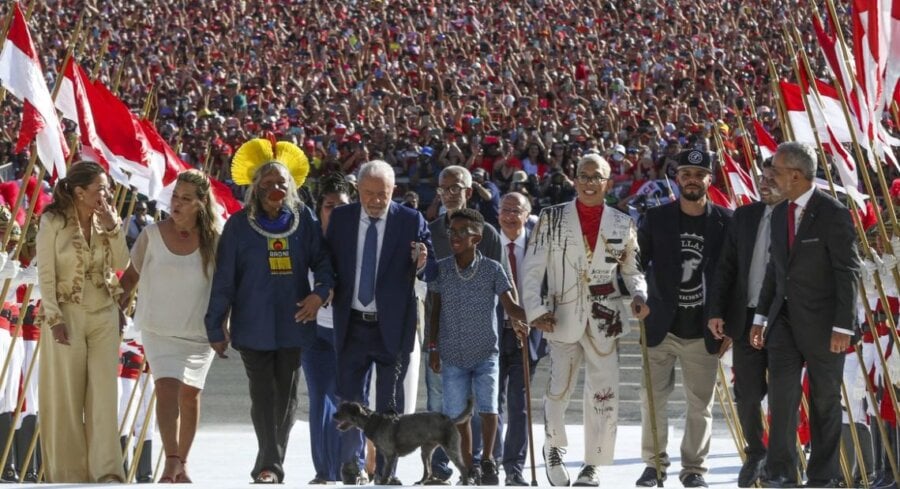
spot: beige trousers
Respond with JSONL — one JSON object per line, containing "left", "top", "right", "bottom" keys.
{"left": 544, "top": 328, "right": 619, "bottom": 466}
{"left": 39, "top": 302, "right": 125, "bottom": 483}
{"left": 639, "top": 333, "right": 717, "bottom": 478}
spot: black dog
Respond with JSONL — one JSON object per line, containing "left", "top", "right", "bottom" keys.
{"left": 334, "top": 398, "right": 474, "bottom": 485}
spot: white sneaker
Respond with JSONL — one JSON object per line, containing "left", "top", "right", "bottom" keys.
{"left": 573, "top": 465, "right": 599, "bottom": 487}
{"left": 543, "top": 445, "right": 570, "bottom": 486}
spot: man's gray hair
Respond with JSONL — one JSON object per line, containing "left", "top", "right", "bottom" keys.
{"left": 502, "top": 191, "right": 532, "bottom": 214}
{"left": 775, "top": 142, "right": 818, "bottom": 181}
{"left": 358, "top": 160, "right": 395, "bottom": 184}
{"left": 439, "top": 165, "right": 472, "bottom": 187}
{"left": 576, "top": 153, "right": 611, "bottom": 178}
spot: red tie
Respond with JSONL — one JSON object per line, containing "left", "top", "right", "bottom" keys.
{"left": 787, "top": 201, "right": 797, "bottom": 250}
{"left": 507, "top": 242, "right": 519, "bottom": 289}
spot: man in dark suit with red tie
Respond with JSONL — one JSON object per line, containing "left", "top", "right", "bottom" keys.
{"left": 750, "top": 142, "right": 861, "bottom": 488}
{"left": 707, "top": 159, "right": 784, "bottom": 487}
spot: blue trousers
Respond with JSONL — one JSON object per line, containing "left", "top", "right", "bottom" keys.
{"left": 301, "top": 331, "right": 342, "bottom": 481}
{"left": 497, "top": 348, "right": 539, "bottom": 475}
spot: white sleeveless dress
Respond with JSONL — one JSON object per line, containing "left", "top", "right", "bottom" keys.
{"left": 132, "top": 224, "right": 214, "bottom": 389}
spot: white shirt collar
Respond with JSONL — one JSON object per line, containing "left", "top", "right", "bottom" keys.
{"left": 792, "top": 185, "right": 815, "bottom": 209}
{"left": 500, "top": 229, "right": 526, "bottom": 248}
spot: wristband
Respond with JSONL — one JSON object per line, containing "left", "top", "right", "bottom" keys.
{"left": 427, "top": 342, "right": 437, "bottom": 353}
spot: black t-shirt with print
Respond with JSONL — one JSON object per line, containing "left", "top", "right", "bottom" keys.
{"left": 671, "top": 210, "right": 706, "bottom": 339}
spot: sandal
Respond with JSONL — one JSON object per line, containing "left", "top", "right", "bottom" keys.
{"left": 174, "top": 458, "right": 192, "bottom": 483}
{"left": 159, "top": 455, "right": 183, "bottom": 484}
{"left": 253, "top": 470, "right": 280, "bottom": 484}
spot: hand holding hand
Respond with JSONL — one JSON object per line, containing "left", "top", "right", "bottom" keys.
{"left": 211, "top": 340, "right": 229, "bottom": 359}
{"left": 295, "top": 293, "right": 324, "bottom": 323}
{"left": 531, "top": 313, "right": 555, "bottom": 333}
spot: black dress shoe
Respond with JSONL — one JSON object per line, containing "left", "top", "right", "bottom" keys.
{"left": 505, "top": 472, "right": 529, "bottom": 486}
{"left": 636, "top": 467, "right": 666, "bottom": 487}
{"left": 760, "top": 475, "right": 799, "bottom": 488}
{"left": 738, "top": 457, "right": 766, "bottom": 488}
{"left": 680, "top": 473, "right": 708, "bottom": 488}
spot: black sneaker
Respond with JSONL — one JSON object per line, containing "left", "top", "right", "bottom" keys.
{"left": 1, "top": 467, "right": 18, "bottom": 483}
{"left": 505, "top": 472, "right": 529, "bottom": 486}
{"left": 680, "top": 473, "right": 708, "bottom": 488}
{"left": 480, "top": 459, "right": 499, "bottom": 485}
{"left": 636, "top": 467, "right": 666, "bottom": 487}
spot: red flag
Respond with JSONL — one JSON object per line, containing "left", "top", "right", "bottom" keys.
{"left": 780, "top": 80, "right": 854, "bottom": 143}
{"left": 209, "top": 176, "right": 242, "bottom": 219}
{"left": 0, "top": 2, "right": 69, "bottom": 177}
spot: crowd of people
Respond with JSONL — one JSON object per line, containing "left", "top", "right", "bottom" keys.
{"left": 0, "top": 0, "right": 899, "bottom": 488}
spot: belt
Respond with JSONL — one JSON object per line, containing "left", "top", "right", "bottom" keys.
{"left": 350, "top": 309, "right": 378, "bottom": 322}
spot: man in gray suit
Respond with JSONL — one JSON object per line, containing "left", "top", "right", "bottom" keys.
{"left": 750, "top": 142, "right": 861, "bottom": 488}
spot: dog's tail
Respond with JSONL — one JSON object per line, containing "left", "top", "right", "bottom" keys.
{"left": 451, "top": 397, "right": 475, "bottom": 425}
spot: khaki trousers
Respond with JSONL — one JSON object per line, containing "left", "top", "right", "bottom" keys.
{"left": 39, "top": 302, "right": 125, "bottom": 483}
{"left": 544, "top": 328, "right": 619, "bottom": 466}
{"left": 640, "top": 333, "right": 717, "bottom": 478}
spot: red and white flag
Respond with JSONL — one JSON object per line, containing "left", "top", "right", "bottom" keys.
{"left": 209, "top": 176, "right": 242, "bottom": 220}
{"left": 0, "top": 2, "right": 68, "bottom": 177}
{"left": 721, "top": 151, "right": 758, "bottom": 203}
{"left": 707, "top": 185, "right": 735, "bottom": 210}
{"left": 752, "top": 119, "right": 779, "bottom": 161}
{"left": 888, "top": 0, "right": 900, "bottom": 110}
{"left": 55, "top": 58, "right": 129, "bottom": 185}
{"left": 780, "top": 80, "right": 855, "bottom": 144}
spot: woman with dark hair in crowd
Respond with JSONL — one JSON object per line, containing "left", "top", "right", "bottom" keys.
{"left": 36, "top": 161, "right": 128, "bottom": 483}
{"left": 119, "top": 169, "right": 222, "bottom": 483}
{"left": 301, "top": 173, "right": 351, "bottom": 484}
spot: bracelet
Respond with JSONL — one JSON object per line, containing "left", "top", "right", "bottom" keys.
{"left": 427, "top": 342, "right": 437, "bottom": 353}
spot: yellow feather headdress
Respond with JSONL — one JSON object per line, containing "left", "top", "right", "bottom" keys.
{"left": 231, "top": 137, "right": 310, "bottom": 188}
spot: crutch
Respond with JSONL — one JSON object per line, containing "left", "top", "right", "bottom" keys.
{"left": 638, "top": 319, "right": 664, "bottom": 487}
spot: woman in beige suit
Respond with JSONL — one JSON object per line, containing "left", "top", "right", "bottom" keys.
{"left": 36, "top": 161, "right": 129, "bottom": 483}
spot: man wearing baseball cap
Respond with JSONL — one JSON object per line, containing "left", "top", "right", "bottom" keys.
{"left": 636, "top": 149, "right": 733, "bottom": 488}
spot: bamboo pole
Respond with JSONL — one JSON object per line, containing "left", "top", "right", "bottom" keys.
{"left": 842, "top": 379, "right": 870, "bottom": 488}
{"left": 126, "top": 375, "right": 156, "bottom": 483}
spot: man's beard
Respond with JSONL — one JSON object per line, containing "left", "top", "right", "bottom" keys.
{"left": 681, "top": 187, "right": 707, "bottom": 201}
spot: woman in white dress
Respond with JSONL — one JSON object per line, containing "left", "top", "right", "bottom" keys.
{"left": 119, "top": 170, "right": 221, "bottom": 483}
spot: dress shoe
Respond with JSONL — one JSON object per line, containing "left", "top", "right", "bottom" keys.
{"left": 636, "top": 467, "right": 666, "bottom": 487}
{"left": 680, "top": 473, "right": 708, "bottom": 488}
{"left": 505, "top": 472, "right": 529, "bottom": 486}
{"left": 760, "top": 475, "right": 799, "bottom": 488}
{"left": 738, "top": 456, "right": 766, "bottom": 488}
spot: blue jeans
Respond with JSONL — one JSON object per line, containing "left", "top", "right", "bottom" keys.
{"left": 441, "top": 354, "right": 500, "bottom": 416}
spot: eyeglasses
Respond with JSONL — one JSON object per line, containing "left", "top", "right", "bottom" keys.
{"left": 500, "top": 207, "right": 526, "bottom": 215}
{"left": 448, "top": 228, "right": 478, "bottom": 238}
{"left": 576, "top": 174, "right": 608, "bottom": 185}
{"left": 437, "top": 184, "right": 467, "bottom": 196}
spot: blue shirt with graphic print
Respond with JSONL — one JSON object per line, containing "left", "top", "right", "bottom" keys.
{"left": 428, "top": 252, "right": 511, "bottom": 368}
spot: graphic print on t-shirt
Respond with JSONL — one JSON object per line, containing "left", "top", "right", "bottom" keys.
{"left": 678, "top": 232, "right": 704, "bottom": 308}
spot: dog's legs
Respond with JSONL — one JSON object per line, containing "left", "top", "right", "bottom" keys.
{"left": 444, "top": 431, "right": 470, "bottom": 485}
{"left": 418, "top": 444, "right": 437, "bottom": 484}
{"left": 386, "top": 455, "right": 400, "bottom": 484}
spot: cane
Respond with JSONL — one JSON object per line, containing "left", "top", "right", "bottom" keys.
{"left": 638, "top": 319, "right": 664, "bottom": 487}
{"left": 520, "top": 338, "right": 538, "bottom": 486}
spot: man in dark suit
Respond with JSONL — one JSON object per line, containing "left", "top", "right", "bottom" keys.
{"left": 750, "top": 142, "right": 861, "bottom": 488}
{"left": 636, "top": 149, "right": 733, "bottom": 488}
{"left": 326, "top": 160, "right": 438, "bottom": 485}
{"left": 707, "top": 159, "right": 784, "bottom": 487}
{"left": 496, "top": 192, "right": 546, "bottom": 486}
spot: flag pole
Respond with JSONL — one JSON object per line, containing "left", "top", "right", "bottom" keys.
{"left": 841, "top": 380, "right": 871, "bottom": 488}
{"left": 731, "top": 100, "right": 763, "bottom": 186}
{"left": 712, "top": 127, "right": 738, "bottom": 206}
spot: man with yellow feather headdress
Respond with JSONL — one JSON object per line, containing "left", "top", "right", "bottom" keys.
{"left": 205, "top": 137, "right": 334, "bottom": 484}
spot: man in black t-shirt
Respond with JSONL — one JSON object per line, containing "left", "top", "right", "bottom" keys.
{"left": 635, "top": 150, "right": 733, "bottom": 488}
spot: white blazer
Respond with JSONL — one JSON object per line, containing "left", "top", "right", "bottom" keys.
{"left": 522, "top": 201, "right": 647, "bottom": 344}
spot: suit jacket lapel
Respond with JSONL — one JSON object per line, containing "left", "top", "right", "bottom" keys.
{"left": 376, "top": 203, "right": 399, "bottom": 281}
{"left": 662, "top": 203, "right": 681, "bottom": 270}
